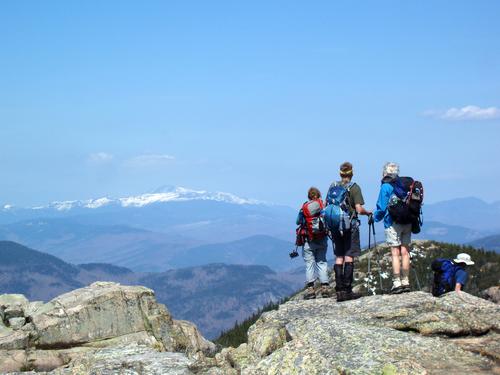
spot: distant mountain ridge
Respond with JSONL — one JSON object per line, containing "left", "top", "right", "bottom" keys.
{"left": 424, "top": 197, "right": 500, "bottom": 231}
{"left": 0, "top": 191, "right": 498, "bottom": 273}
{"left": 468, "top": 234, "right": 500, "bottom": 253}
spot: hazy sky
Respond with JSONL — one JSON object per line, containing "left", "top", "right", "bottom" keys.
{"left": 1, "top": 1, "right": 499, "bottom": 208}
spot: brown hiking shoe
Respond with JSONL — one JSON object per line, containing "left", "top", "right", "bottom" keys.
{"left": 304, "top": 286, "right": 316, "bottom": 300}
{"left": 320, "top": 285, "right": 333, "bottom": 298}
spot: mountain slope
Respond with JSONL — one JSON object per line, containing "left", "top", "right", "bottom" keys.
{"left": 0, "top": 219, "right": 195, "bottom": 272}
{"left": 424, "top": 197, "right": 500, "bottom": 231}
{"left": 468, "top": 234, "right": 500, "bottom": 253}
{"left": 413, "top": 221, "right": 485, "bottom": 244}
{"left": 170, "top": 235, "right": 296, "bottom": 271}
{"left": 0, "top": 241, "right": 84, "bottom": 300}
{"left": 138, "top": 263, "right": 300, "bottom": 338}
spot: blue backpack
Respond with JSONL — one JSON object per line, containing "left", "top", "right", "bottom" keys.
{"left": 431, "top": 258, "right": 459, "bottom": 296}
{"left": 324, "top": 182, "right": 354, "bottom": 235}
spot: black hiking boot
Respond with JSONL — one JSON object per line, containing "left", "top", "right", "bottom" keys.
{"left": 390, "top": 284, "right": 405, "bottom": 294}
{"left": 334, "top": 264, "right": 344, "bottom": 291}
{"left": 342, "top": 262, "right": 363, "bottom": 301}
{"left": 336, "top": 290, "right": 348, "bottom": 302}
{"left": 401, "top": 284, "right": 411, "bottom": 293}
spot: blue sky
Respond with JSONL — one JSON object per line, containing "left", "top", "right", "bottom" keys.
{"left": 1, "top": 1, "right": 499, "bottom": 208}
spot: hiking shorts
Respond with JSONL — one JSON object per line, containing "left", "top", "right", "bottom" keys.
{"left": 332, "top": 223, "right": 361, "bottom": 258}
{"left": 385, "top": 223, "right": 412, "bottom": 247}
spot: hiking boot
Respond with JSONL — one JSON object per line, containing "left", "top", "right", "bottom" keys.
{"left": 333, "top": 264, "right": 344, "bottom": 293}
{"left": 401, "top": 284, "right": 411, "bottom": 293}
{"left": 344, "top": 290, "right": 363, "bottom": 301}
{"left": 390, "top": 285, "right": 405, "bottom": 294}
{"left": 401, "top": 276, "right": 411, "bottom": 293}
{"left": 341, "top": 262, "right": 361, "bottom": 300}
{"left": 320, "top": 284, "right": 333, "bottom": 298}
{"left": 304, "top": 286, "right": 316, "bottom": 300}
{"left": 336, "top": 291, "right": 348, "bottom": 302}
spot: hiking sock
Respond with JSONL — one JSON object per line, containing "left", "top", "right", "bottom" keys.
{"left": 401, "top": 269, "right": 410, "bottom": 286}
{"left": 334, "top": 264, "right": 344, "bottom": 292}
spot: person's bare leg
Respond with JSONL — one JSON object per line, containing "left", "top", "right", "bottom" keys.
{"left": 391, "top": 247, "right": 401, "bottom": 276}
{"left": 400, "top": 245, "right": 411, "bottom": 290}
{"left": 391, "top": 247, "right": 402, "bottom": 292}
{"left": 401, "top": 245, "right": 410, "bottom": 272}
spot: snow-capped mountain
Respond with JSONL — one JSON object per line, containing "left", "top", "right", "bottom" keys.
{"left": 0, "top": 187, "right": 295, "bottom": 271}
{"left": 3, "top": 186, "right": 263, "bottom": 212}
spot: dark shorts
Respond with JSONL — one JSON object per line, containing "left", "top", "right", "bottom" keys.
{"left": 332, "top": 223, "right": 361, "bottom": 258}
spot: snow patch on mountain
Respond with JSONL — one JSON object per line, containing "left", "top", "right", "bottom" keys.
{"left": 23, "top": 186, "right": 262, "bottom": 211}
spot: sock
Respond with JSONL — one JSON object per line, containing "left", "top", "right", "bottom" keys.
{"left": 401, "top": 269, "right": 410, "bottom": 286}
{"left": 393, "top": 273, "right": 401, "bottom": 287}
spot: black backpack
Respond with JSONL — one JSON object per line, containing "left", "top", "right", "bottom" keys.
{"left": 387, "top": 177, "right": 424, "bottom": 230}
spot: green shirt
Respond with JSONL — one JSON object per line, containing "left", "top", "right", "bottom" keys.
{"left": 341, "top": 181, "right": 365, "bottom": 216}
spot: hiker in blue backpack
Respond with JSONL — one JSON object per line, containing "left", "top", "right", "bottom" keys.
{"left": 296, "top": 187, "right": 332, "bottom": 300}
{"left": 373, "top": 162, "right": 413, "bottom": 294}
{"left": 325, "top": 162, "right": 372, "bottom": 302}
{"left": 431, "top": 253, "right": 474, "bottom": 296}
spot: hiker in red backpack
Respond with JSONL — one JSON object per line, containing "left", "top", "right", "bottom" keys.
{"left": 296, "top": 187, "right": 332, "bottom": 299}
{"left": 325, "top": 162, "right": 372, "bottom": 302}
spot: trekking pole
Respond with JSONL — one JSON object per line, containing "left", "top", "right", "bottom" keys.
{"left": 371, "top": 221, "right": 384, "bottom": 293}
{"left": 367, "top": 222, "right": 372, "bottom": 277}
{"left": 369, "top": 223, "right": 384, "bottom": 293}
{"left": 410, "top": 253, "right": 422, "bottom": 291}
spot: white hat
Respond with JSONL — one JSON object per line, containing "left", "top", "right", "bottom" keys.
{"left": 453, "top": 253, "right": 475, "bottom": 265}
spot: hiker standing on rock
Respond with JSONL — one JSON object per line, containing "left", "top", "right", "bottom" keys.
{"left": 297, "top": 187, "right": 332, "bottom": 299}
{"left": 373, "top": 162, "right": 412, "bottom": 294}
{"left": 325, "top": 162, "right": 372, "bottom": 302}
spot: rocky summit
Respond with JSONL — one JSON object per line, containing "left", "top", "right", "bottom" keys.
{"left": 216, "top": 291, "right": 500, "bottom": 374}
{"left": 1, "top": 283, "right": 499, "bottom": 374}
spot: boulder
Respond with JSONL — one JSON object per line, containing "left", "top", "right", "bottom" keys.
{"left": 220, "top": 291, "right": 500, "bottom": 374}
{"left": 7, "top": 318, "right": 26, "bottom": 330}
{"left": 0, "top": 282, "right": 215, "bottom": 373}
{"left": 50, "top": 344, "right": 195, "bottom": 375}
{"left": 482, "top": 286, "right": 500, "bottom": 304}
{"left": 0, "top": 295, "right": 29, "bottom": 323}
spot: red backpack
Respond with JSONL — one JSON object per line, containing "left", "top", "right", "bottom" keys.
{"left": 301, "top": 199, "right": 327, "bottom": 241}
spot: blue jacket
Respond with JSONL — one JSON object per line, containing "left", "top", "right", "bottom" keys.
{"left": 373, "top": 182, "right": 394, "bottom": 228}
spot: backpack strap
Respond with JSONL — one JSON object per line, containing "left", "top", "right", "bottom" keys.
{"left": 302, "top": 201, "right": 311, "bottom": 217}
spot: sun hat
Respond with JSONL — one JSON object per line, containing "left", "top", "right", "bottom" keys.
{"left": 453, "top": 253, "right": 475, "bottom": 265}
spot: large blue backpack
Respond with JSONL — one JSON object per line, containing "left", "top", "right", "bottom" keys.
{"left": 324, "top": 182, "right": 354, "bottom": 235}
{"left": 431, "top": 258, "right": 459, "bottom": 296}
